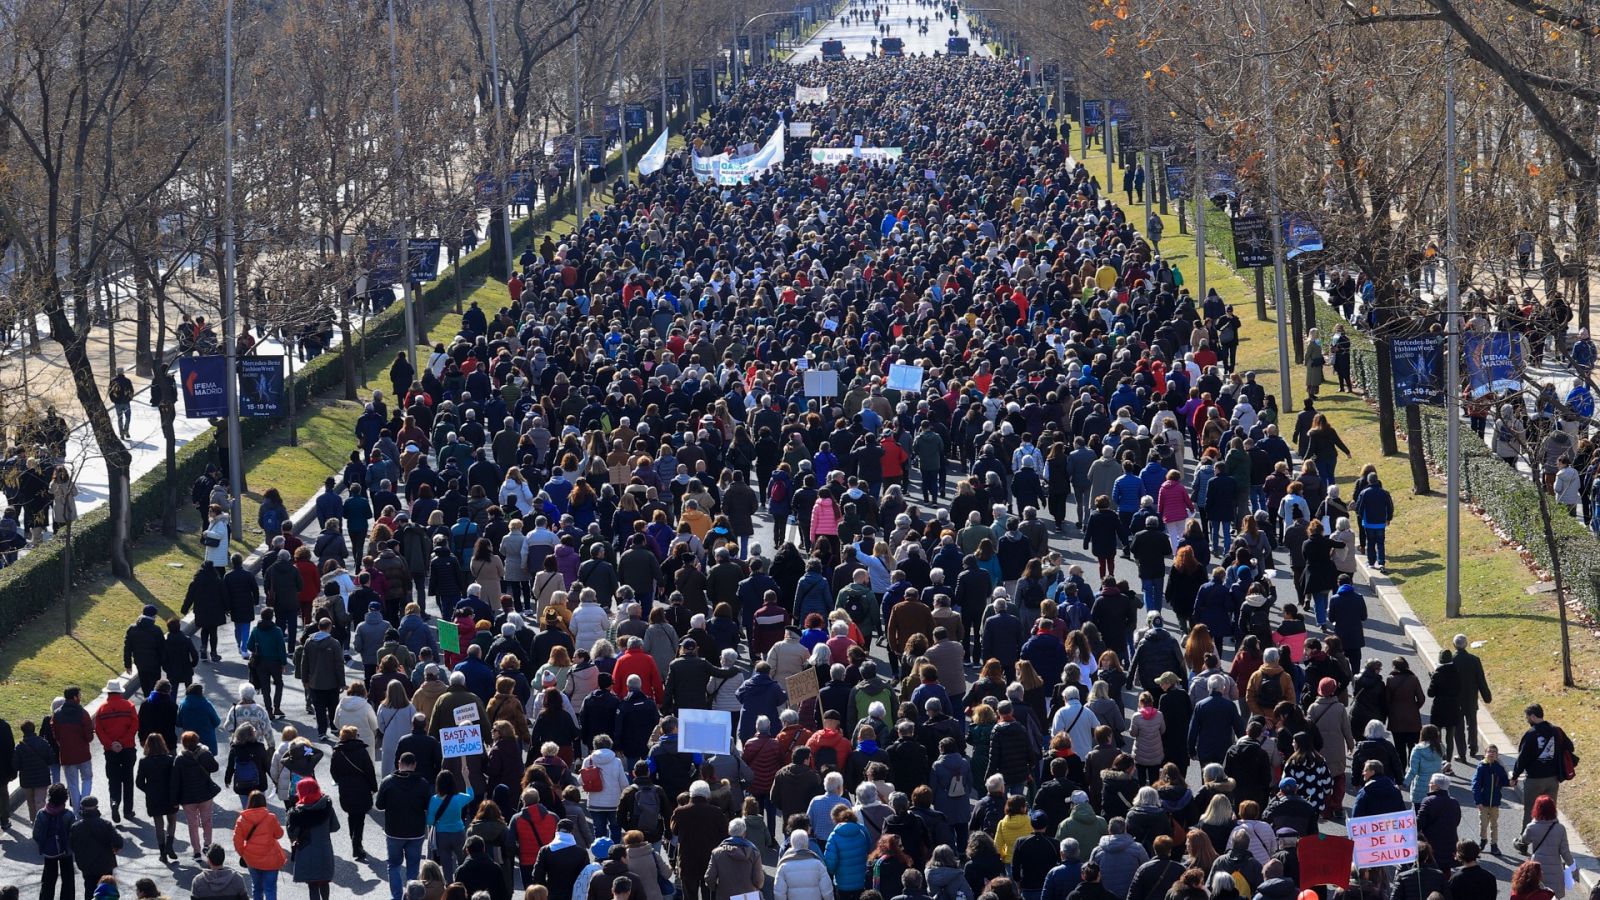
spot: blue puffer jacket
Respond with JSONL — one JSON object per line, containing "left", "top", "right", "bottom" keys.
{"left": 823, "top": 820, "right": 871, "bottom": 890}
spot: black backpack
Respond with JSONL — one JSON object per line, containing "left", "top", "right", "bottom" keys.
{"left": 1255, "top": 671, "right": 1285, "bottom": 710}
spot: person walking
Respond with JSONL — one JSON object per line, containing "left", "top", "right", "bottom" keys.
{"left": 1512, "top": 704, "right": 1575, "bottom": 829}
{"left": 67, "top": 797, "right": 123, "bottom": 897}
{"left": 376, "top": 752, "right": 433, "bottom": 900}
{"left": 93, "top": 678, "right": 140, "bottom": 823}
{"left": 1450, "top": 633, "right": 1493, "bottom": 759}
{"left": 190, "top": 843, "right": 253, "bottom": 900}
{"left": 171, "top": 730, "right": 222, "bottom": 860}
{"left": 426, "top": 769, "right": 475, "bottom": 883}
{"left": 33, "top": 783, "right": 77, "bottom": 900}
{"left": 233, "top": 791, "right": 288, "bottom": 900}
{"left": 135, "top": 733, "right": 178, "bottom": 863}
{"left": 330, "top": 724, "right": 379, "bottom": 861}
{"left": 287, "top": 779, "right": 341, "bottom": 900}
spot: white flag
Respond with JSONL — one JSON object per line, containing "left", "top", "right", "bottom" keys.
{"left": 638, "top": 129, "right": 669, "bottom": 177}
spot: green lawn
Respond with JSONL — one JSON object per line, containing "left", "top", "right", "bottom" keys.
{"left": 0, "top": 282, "right": 496, "bottom": 727}
{"left": 1075, "top": 138, "right": 1600, "bottom": 844}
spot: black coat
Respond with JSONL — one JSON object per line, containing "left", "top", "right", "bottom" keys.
{"left": 161, "top": 632, "right": 199, "bottom": 687}
{"left": 330, "top": 738, "right": 379, "bottom": 814}
{"left": 68, "top": 809, "right": 123, "bottom": 878}
{"left": 170, "top": 748, "right": 221, "bottom": 806}
{"left": 135, "top": 752, "right": 177, "bottom": 816}
{"left": 183, "top": 567, "right": 229, "bottom": 628}
{"left": 124, "top": 617, "right": 165, "bottom": 674}
{"left": 985, "top": 719, "right": 1037, "bottom": 786}
{"left": 662, "top": 655, "right": 734, "bottom": 712}
{"left": 223, "top": 567, "right": 261, "bottom": 623}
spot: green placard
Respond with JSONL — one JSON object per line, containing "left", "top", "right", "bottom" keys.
{"left": 437, "top": 620, "right": 460, "bottom": 654}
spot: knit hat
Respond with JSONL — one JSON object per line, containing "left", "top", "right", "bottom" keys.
{"left": 1317, "top": 677, "right": 1337, "bottom": 697}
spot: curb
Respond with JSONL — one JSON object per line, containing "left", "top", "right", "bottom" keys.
{"left": 1358, "top": 557, "right": 1597, "bottom": 888}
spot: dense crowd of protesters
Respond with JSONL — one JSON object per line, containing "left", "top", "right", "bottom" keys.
{"left": 0, "top": 23, "right": 1588, "bottom": 900}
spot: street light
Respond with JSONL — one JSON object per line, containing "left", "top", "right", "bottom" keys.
{"left": 737, "top": 10, "right": 798, "bottom": 83}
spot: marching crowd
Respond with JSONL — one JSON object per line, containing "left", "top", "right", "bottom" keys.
{"left": 0, "top": 41, "right": 1588, "bottom": 900}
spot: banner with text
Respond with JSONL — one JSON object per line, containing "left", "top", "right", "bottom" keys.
{"left": 809, "top": 147, "right": 903, "bottom": 164}
{"left": 795, "top": 85, "right": 829, "bottom": 104}
{"left": 1230, "top": 216, "right": 1272, "bottom": 269}
{"left": 178, "top": 356, "right": 229, "bottom": 419}
{"left": 1392, "top": 336, "right": 1444, "bottom": 407}
{"left": 238, "top": 356, "right": 286, "bottom": 417}
{"left": 1465, "top": 332, "right": 1525, "bottom": 399}
{"left": 1348, "top": 810, "right": 1417, "bottom": 869}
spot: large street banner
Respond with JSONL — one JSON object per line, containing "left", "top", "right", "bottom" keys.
{"left": 1230, "top": 216, "right": 1272, "bottom": 269}
{"left": 366, "top": 237, "right": 442, "bottom": 283}
{"left": 639, "top": 129, "right": 670, "bottom": 177}
{"left": 795, "top": 85, "right": 829, "bottom": 104}
{"left": 1465, "top": 332, "right": 1525, "bottom": 398}
{"left": 238, "top": 356, "right": 286, "bottom": 418}
{"left": 1164, "top": 165, "right": 1189, "bottom": 198}
{"left": 710, "top": 124, "right": 786, "bottom": 184}
{"left": 178, "top": 356, "right": 229, "bottom": 419}
{"left": 810, "top": 147, "right": 903, "bottom": 164}
{"left": 1392, "top": 336, "right": 1444, "bottom": 407}
{"left": 1284, "top": 215, "right": 1324, "bottom": 258}
{"left": 1348, "top": 810, "right": 1417, "bottom": 869}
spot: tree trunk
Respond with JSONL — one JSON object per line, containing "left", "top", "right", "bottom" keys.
{"left": 159, "top": 376, "right": 178, "bottom": 538}
{"left": 1576, "top": 177, "right": 1596, "bottom": 334}
{"left": 1374, "top": 337, "right": 1399, "bottom": 456}
{"left": 1534, "top": 476, "right": 1577, "bottom": 688}
{"left": 1404, "top": 403, "right": 1430, "bottom": 494}
{"left": 1254, "top": 267, "right": 1267, "bottom": 322}
{"left": 1285, "top": 264, "right": 1305, "bottom": 364}
{"left": 134, "top": 267, "right": 153, "bottom": 377}
{"left": 45, "top": 304, "right": 134, "bottom": 577}
{"left": 487, "top": 206, "right": 510, "bottom": 281}
{"left": 340, "top": 309, "right": 359, "bottom": 402}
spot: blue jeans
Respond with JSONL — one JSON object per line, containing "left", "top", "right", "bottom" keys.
{"left": 386, "top": 836, "right": 424, "bottom": 900}
{"left": 250, "top": 868, "right": 278, "bottom": 900}
{"left": 1311, "top": 591, "right": 1329, "bottom": 626}
{"left": 1366, "top": 527, "right": 1387, "bottom": 566}
{"left": 1141, "top": 578, "right": 1164, "bottom": 612}
{"left": 63, "top": 760, "right": 93, "bottom": 811}
{"left": 235, "top": 621, "right": 252, "bottom": 654}
{"left": 1209, "top": 518, "right": 1233, "bottom": 553}
{"left": 1250, "top": 486, "right": 1267, "bottom": 512}
{"left": 1315, "top": 457, "right": 1336, "bottom": 483}
{"left": 591, "top": 809, "right": 618, "bottom": 841}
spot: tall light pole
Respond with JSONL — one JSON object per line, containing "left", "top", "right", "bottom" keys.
{"left": 1193, "top": 129, "right": 1207, "bottom": 308}
{"left": 221, "top": 0, "right": 244, "bottom": 528}
{"left": 658, "top": 0, "right": 669, "bottom": 127}
{"left": 573, "top": 10, "right": 584, "bottom": 225}
{"left": 1258, "top": 0, "right": 1293, "bottom": 409}
{"left": 485, "top": 0, "right": 514, "bottom": 279}
{"left": 385, "top": 0, "right": 418, "bottom": 358}
{"left": 1444, "top": 23, "right": 1462, "bottom": 617}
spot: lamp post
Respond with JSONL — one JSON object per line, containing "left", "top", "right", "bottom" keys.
{"left": 385, "top": 0, "right": 418, "bottom": 358}
{"left": 221, "top": 0, "right": 244, "bottom": 527}
{"left": 484, "top": 0, "right": 514, "bottom": 279}
{"left": 739, "top": 10, "right": 795, "bottom": 79}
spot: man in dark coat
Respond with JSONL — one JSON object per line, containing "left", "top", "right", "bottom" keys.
{"left": 1416, "top": 772, "right": 1462, "bottom": 867}
{"left": 68, "top": 796, "right": 123, "bottom": 894}
{"left": 986, "top": 701, "right": 1039, "bottom": 793}
{"left": 669, "top": 783, "right": 730, "bottom": 900}
{"left": 979, "top": 599, "right": 1025, "bottom": 674}
{"left": 1449, "top": 633, "right": 1493, "bottom": 757}
{"left": 885, "top": 721, "right": 930, "bottom": 793}
{"left": 1223, "top": 719, "right": 1274, "bottom": 810}
{"left": 662, "top": 639, "right": 736, "bottom": 713}
{"left": 532, "top": 820, "right": 592, "bottom": 900}
{"left": 122, "top": 605, "right": 166, "bottom": 696}
{"left": 1187, "top": 675, "right": 1244, "bottom": 765}
{"left": 222, "top": 553, "right": 261, "bottom": 657}
{"left": 1127, "top": 615, "right": 1186, "bottom": 695}
{"left": 613, "top": 679, "right": 662, "bottom": 763}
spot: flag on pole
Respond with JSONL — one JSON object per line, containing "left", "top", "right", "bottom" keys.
{"left": 638, "top": 129, "right": 669, "bottom": 176}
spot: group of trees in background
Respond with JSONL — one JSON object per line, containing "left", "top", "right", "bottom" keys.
{"left": 0, "top": 0, "right": 792, "bottom": 575}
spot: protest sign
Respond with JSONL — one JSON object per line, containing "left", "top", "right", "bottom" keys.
{"left": 440, "top": 724, "right": 484, "bottom": 759}
{"left": 790, "top": 122, "right": 814, "bottom": 138}
{"left": 803, "top": 369, "right": 839, "bottom": 397}
{"left": 888, "top": 363, "right": 925, "bottom": 392}
{"left": 453, "top": 704, "right": 479, "bottom": 726}
{"left": 679, "top": 709, "right": 733, "bottom": 755}
{"left": 1348, "top": 810, "right": 1417, "bottom": 869}
{"left": 436, "top": 620, "right": 460, "bottom": 653}
{"left": 796, "top": 85, "right": 829, "bottom": 104}
{"left": 786, "top": 667, "right": 820, "bottom": 704}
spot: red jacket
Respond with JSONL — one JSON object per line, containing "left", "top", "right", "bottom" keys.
{"left": 93, "top": 695, "right": 140, "bottom": 751}
{"left": 52, "top": 702, "right": 97, "bottom": 766}
{"left": 806, "top": 727, "right": 852, "bottom": 770}
{"left": 880, "top": 439, "right": 908, "bottom": 479}
{"left": 510, "top": 803, "right": 558, "bottom": 866}
{"left": 611, "top": 647, "right": 664, "bottom": 702}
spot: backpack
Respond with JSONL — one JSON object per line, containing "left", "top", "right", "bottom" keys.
{"left": 633, "top": 786, "right": 663, "bottom": 833}
{"left": 945, "top": 768, "right": 968, "bottom": 798}
{"left": 580, "top": 763, "right": 605, "bottom": 793}
{"left": 841, "top": 588, "right": 871, "bottom": 624}
{"left": 235, "top": 754, "right": 262, "bottom": 792}
{"left": 37, "top": 808, "right": 71, "bottom": 857}
{"left": 1255, "top": 672, "right": 1285, "bottom": 710}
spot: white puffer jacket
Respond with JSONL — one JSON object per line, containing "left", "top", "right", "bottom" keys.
{"left": 773, "top": 848, "right": 834, "bottom": 900}
{"left": 580, "top": 747, "right": 628, "bottom": 811}
{"left": 569, "top": 602, "right": 611, "bottom": 653}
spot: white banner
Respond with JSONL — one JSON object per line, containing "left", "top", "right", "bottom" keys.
{"left": 679, "top": 709, "right": 733, "bottom": 755}
{"left": 638, "top": 129, "right": 669, "bottom": 176}
{"left": 709, "top": 123, "right": 786, "bottom": 184}
{"left": 789, "top": 122, "right": 814, "bottom": 138}
{"left": 809, "top": 147, "right": 904, "bottom": 164}
{"left": 795, "top": 85, "right": 829, "bottom": 104}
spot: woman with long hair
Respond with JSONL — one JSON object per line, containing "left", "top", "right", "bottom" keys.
{"left": 469, "top": 537, "right": 504, "bottom": 599}
{"left": 1517, "top": 796, "right": 1573, "bottom": 898}
{"left": 1165, "top": 544, "right": 1206, "bottom": 632}
{"left": 869, "top": 832, "right": 917, "bottom": 899}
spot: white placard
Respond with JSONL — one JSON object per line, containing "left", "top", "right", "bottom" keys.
{"left": 1348, "top": 810, "right": 1417, "bottom": 869}
{"left": 795, "top": 358, "right": 810, "bottom": 371}
{"left": 790, "top": 122, "right": 814, "bottom": 138}
{"left": 809, "top": 147, "right": 904, "bottom": 164}
{"left": 887, "top": 363, "right": 925, "bottom": 393}
{"left": 795, "top": 85, "right": 829, "bottom": 104}
{"left": 678, "top": 708, "right": 733, "bottom": 756}
{"left": 440, "top": 724, "right": 484, "bottom": 759}
{"left": 453, "top": 703, "right": 480, "bottom": 726}
{"left": 803, "top": 370, "right": 839, "bottom": 397}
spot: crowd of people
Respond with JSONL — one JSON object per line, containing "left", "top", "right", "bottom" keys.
{"left": 0, "top": 34, "right": 1588, "bottom": 900}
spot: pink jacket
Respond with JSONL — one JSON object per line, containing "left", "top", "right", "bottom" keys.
{"left": 810, "top": 496, "right": 841, "bottom": 537}
{"left": 1157, "top": 479, "right": 1194, "bottom": 523}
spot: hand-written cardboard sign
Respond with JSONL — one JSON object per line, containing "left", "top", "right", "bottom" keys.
{"left": 786, "top": 667, "right": 820, "bottom": 704}
{"left": 1348, "top": 810, "right": 1417, "bottom": 869}
{"left": 440, "top": 724, "right": 483, "bottom": 759}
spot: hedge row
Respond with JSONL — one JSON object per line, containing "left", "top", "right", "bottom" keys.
{"left": 0, "top": 103, "right": 700, "bottom": 640}
{"left": 1309, "top": 300, "right": 1600, "bottom": 617}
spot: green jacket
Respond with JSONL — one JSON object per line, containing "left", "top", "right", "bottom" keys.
{"left": 913, "top": 430, "right": 945, "bottom": 469}
{"left": 834, "top": 582, "right": 881, "bottom": 634}
{"left": 246, "top": 622, "right": 288, "bottom": 665}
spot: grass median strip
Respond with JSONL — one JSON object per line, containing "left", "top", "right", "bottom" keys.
{"left": 1074, "top": 138, "right": 1600, "bottom": 844}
